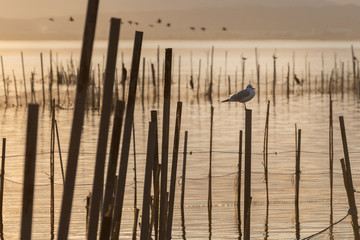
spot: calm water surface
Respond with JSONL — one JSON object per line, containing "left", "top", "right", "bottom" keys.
{"left": 0, "top": 40, "right": 359, "bottom": 239}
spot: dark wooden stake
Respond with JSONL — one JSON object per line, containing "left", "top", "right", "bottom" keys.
{"left": 0, "top": 56, "right": 7, "bottom": 105}
{"left": 295, "top": 129, "right": 301, "bottom": 240}
{"left": 166, "top": 102, "right": 183, "bottom": 239}
{"left": 159, "top": 48, "right": 172, "bottom": 240}
{"left": 99, "top": 100, "right": 125, "bottom": 240}
{"left": 87, "top": 17, "right": 121, "bottom": 240}
{"left": 21, "top": 52, "right": 28, "bottom": 106}
{"left": 243, "top": 109, "right": 252, "bottom": 240}
{"left": 57, "top": 0, "right": 100, "bottom": 238}
{"left": 0, "top": 138, "right": 6, "bottom": 240}
{"left": 50, "top": 100, "right": 55, "bottom": 240}
{"left": 20, "top": 104, "right": 39, "bottom": 240}
{"left": 238, "top": 130, "right": 243, "bottom": 239}
{"left": 180, "top": 131, "right": 188, "bottom": 229}
{"left": 140, "top": 121, "right": 156, "bottom": 240}
{"left": 111, "top": 31, "right": 143, "bottom": 238}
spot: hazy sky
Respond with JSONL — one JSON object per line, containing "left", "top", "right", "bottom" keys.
{"left": 1, "top": 0, "right": 359, "bottom": 19}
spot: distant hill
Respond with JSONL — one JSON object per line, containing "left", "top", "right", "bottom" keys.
{"left": 1, "top": 4, "right": 360, "bottom": 40}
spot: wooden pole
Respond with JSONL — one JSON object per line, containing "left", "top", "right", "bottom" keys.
{"left": 40, "top": 53, "right": 45, "bottom": 107}
{"left": 237, "top": 130, "right": 243, "bottom": 239}
{"left": 159, "top": 48, "right": 172, "bottom": 240}
{"left": 166, "top": 102, "right": 183, "bottom": 239}
{"left": 50, "top": 100, "right": 55, "bottom": 240}
{"left": 197, "top": 59, "right": 201, "bottom": 100}
{"left": 339, "top": 116, "right": 360, "bottom": 239}
{"left": 57, "top": 0, "right": 100, "bottom": 238}
{"left": 99, "top": 101, "right": 125, "bottom": 239}
{"left": 20, "top": 104, "right": 39, "bottom": 240}
{"left": 295, "top": 129, "right": 301, "bottom": 240}
{"left": 12, "top": 70, "right": 19, "bottom": 107}
{"left": 180, "top": 131, "right": 188, "bottom": 225}
{"left": 49, "top": 51, "right": 53, "bottom": 108}
{"left": 0, "top": 138, "right": 6, "bottom": 240}
{"left": 21, "top": 52, "right": 28, "bottom": 106}
{"left": 0, "top": 56, "right": 7, "bottom": 105}
{"left": 140, "top": 121, "right": 156, "bottom": 240}
{"left": 339, "top": 158, "right": 360, "bottom": 239}
{"left": 273, "top": 56, "right": 276, "bottom": 105}
{"left": 111, "top": 31, "right": 143, "bottom": 238}
{"left": 263, "top": 101, "right": 270, "bottom": 207}
{"left": 243, "top": 109, "right": 252, "bottom": 240}
{"left": 87, "top": 17, "right": 121, "bottom": 239}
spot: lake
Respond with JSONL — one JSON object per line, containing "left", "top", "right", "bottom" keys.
{"left": 0, "top": 40, "right": 359, "bottom": 239}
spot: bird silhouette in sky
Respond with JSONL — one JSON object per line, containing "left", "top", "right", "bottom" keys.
{"left": 69, "top": 16, "right": 74, "bottom": 22}
{"left": 201, "top": 27, "right": 206, "bottom": 31}
{"left": 157, "top": 18, "right": 162, "bottom": 24}
{"left": 49, "top": 18, "right": 54, "bottom": 21}
{"left": 128, "top": 20, "right": 133, "bottom": 25}
{"left": 167, "top": 23, "right": 171, "bottom": 27}
{"left": 190, "top": 27, "right": 195, "bottom": 30}
{"left": 135, "top": 22, "right": 139, "bottom": 25}
{"left": 222, "top": 27, "right": 227, "bottom": 31}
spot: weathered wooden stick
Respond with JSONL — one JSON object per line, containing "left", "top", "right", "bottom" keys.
{"left": 287, "top": 63, "right": 290, "bottom": 100}
{"left": 50, "top": 100, "right": 55, "bottom": 240}
{"left": 208, "top": 106, "right": 214, "bottom": 215}
{"left": 140, "top": 121, "right": 156, "bottom": 240}
{"left": 243, "top": 109, "right": 252, "bottom": 240}
{"left": 181, "top": 131, "right": 188, "bottom": 226}
{"left": 49, "top": 51, "right": 53, "bottom": 108}
{"left": 54, "top": 120, "right": 65, "bottom": 184}
{"left": 40, "top": 53, "right": 46, "bottom": 107}
{"left": 21, "top": 52, "right": 28, "bottom": 106}
{"left": 159, "top": 48, "right": 172, "bottom": 240}
{"left": 0, "top": 56, "right": 7, "bottom": 105}
{"left": 99, "top": 100, "right": 125, "bottom": 239}
{"left": 12, "top": 70, "right": 19, "bottom": 106}
{"left": 87, "top": 17, "right": 121, "bottom": 239}
{"left": 0, "top": 138, "right": 6, "bottom": 240}
{"left": 295, "top": 129, "right": 301, "bottom": 240}
{"left": 237, "top": 130, "right": 243, "bottom": 238}
{"left": 263, "top": 101, "right": 270, "bottom": 207}
{"left": 339, "top": 158, "right": 360, "bottom": 239}
{"left": 57, "top": 0, "right": 100, "bottom": 238}
{"left": 166, "top": 102, "right": 183, "bottom": 239}
{"left": 111, "top": 31, "right": 143, "bottom": 238}
{"left": 20, "top": 104, "right": 39, "bottom": 240}
{"left": 197, "top": 59, "right": 201, "bottom": 99}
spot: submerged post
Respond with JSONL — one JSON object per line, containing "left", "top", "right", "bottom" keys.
{"left": 57, "top": 0, "right": 100, "bottom": 238}
{"left": 243, "top": 109, "right": 252, "bottom": 240}
{"left": 20, "top": 104, "right": 39, "bottom": 240}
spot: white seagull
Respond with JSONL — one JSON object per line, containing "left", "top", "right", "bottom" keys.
{"left": 222, "top": 84, "right": 256, "bottom": 109}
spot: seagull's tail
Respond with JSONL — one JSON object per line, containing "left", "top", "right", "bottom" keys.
{"left": 221, "top": 99, "right": 229, "bottom": 103}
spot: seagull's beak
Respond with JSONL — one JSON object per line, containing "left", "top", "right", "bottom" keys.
{"left": 253, "top": 87, "right": 256, "bottom": 90}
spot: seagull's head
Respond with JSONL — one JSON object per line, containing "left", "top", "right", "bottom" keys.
{"left": 247, "top": 84, "right": 255, "bottom": 90}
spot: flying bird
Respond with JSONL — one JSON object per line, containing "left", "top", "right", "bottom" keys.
{"left": 190, "top": 27, "right": 195, "bottom": 30}
{"left": 222, "top": 84, "right": 256, "bottom": 109}
{"left": 166, "top": 23, "right": 171, "bottom": 27}
{"left": 201, "top": 27, "right": 206, "bottom": 31}
{"left": 69, "top": 16, "right": 74, "bottom": 22}
{"left": 135, "top": 22, "right": 139, "bottom": 25}
{"left": 128, "top": 20, "right": 133, "bottom": 25}
{"left": 222, "top": 27, "right": 227, "bottom": 31}
{"left": 49, "top": 18, "right": 54, "bottom": 21}
{"left": 294, "top": 74, "right": 303, "bottom": 86}
{"left": 157, "top": 18, "right": 162, "bottom": 24}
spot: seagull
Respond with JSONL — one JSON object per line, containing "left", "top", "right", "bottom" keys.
{"left": 222, "top": 84, "right": 256, "bottom": 109}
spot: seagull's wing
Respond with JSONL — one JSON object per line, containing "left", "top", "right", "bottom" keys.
{"left": 229, "top": 89, "right": 250, "bottom": 102}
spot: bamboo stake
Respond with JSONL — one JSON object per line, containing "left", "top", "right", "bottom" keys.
{"left": 20, "top": 104, "right": 39, "bottom": 240}
{"left": 140, "top": 121, "right": 157, "bottom": 240}
{"left": 263, "top": 101, "right": 270, "bottom": 207}
{"left": 111, "top": 31, "right": 143, "bottom": 239}
{"left": 0, "top": 138, "right": 5, "bottom": 240}
{"left": 159, "top": 48, "right": 172, "bottom": 240}
{"left": 57, "top": 0, "right": 100, "bottom": 238}
{"left": 166, "top": 102, "right": 183, "bottom": 239}
{"left": 243, "top": 109, "right": 252, "bottom": 240}
{"left": 87, "top": 18, "right": 121, "bottom": 239}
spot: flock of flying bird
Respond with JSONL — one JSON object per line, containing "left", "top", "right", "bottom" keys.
{"left": 48, "top": 17, "right": 228, "bottom": 32}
